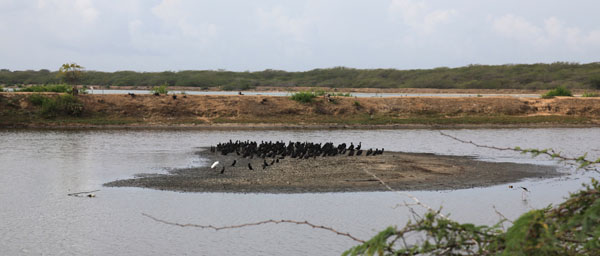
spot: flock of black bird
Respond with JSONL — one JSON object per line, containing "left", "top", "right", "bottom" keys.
{"left": 208, "top": 140, "right": 384, "bottom": 174}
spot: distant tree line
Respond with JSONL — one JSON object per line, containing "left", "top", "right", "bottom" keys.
{"left": 2, "top": 62, "right": 600, "bottom": 90}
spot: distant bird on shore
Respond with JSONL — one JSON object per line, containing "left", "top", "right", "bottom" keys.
{"left": 220, "top": 166, "right": 225, "bottom": 174}
{"left": 248, "top": 163, "right": 253, "bottom": 170}
{"left": 520, "top": 186, "right": 529, "bottom": 192}
{"left": 211, "top": 161, "right": 219, "bottom": 169}
{"left": 356, "top": 142, "right": 362, "bottom": 150}
{"left": 231, "top": 160, "right": 237, "bottom": 167}
{"left": 356, "top": 149, "right": 363, "bottom": 156}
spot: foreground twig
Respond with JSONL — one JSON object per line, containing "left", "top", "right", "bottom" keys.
{"left": 67, "top": 190, "right": 99, "bottom": 197}
{"left": 440, "top": 131, "right": 600, "bottom": 172}
{"left": 141, "top": 213, "right": 366, "bottom": 243}
{"left": 362, "top": 169, "right": 447, "bottom": 219}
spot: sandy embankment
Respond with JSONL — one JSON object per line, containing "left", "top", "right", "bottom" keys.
{"left": 104, "top": 150, "right": 560, "bottom": 193}
{"left": 1, "top": 92, "right": 600, "bottom": 128}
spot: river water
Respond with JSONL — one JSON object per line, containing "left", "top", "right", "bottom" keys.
{"left": 0, "top": 128, "right": 598, "bottom": 255}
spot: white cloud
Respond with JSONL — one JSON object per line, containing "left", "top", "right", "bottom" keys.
{"left": 256, "top": 6, "right": 313, "bottom": 42}
{"left": 150, "top": 0, "right": 217, "bottom": 43}
{"left": 492, "top": 14, "right": 600, "bottom": 51}
{"left": 36, "top": 0, "right": 99, "bottom": 24}
{"left": 388, "top": 0, "right": 457, "bottom": 34}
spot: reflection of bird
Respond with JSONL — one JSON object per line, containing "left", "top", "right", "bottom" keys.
{"left": 211, "top": 161, "right": 219, "bottom": 169}
{"left": 248, "top": 163, "right": 253, "bottom": 170}
{"left": 231, "top": 160, "right": 237, "bottom": 167}
{"left": 220, "top": 166, "right": 225, "bottom": 174}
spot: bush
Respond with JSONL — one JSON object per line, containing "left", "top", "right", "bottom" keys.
{"left": 151, "top": 84, "right": 169, "bottom": 95}
{"left": 28, "top": 94, "right": 84, "bottom": 117}
{"left": 590, "top": 76, "right": 600, "bottom": 90}
{"left": 290, "top": 91, "right": 318, "bottom": 103}
{"left": 542, "top": 86, "right": 572, "bottom": 98}
{"left": 28, "top": 94, "right": 47, "bottom": 106}
{"left": 18, "top": 84, "right": 71, "bottom": 93}
{"left": 582, "top": 92, "right": 599, "bottom": 97}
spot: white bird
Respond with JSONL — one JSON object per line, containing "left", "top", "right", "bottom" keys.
{"left": 211, "top": 161, "right": 220, "bottom": 169}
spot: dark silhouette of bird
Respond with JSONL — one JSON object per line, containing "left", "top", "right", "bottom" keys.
{"left": 172, "top": 95, "right": 177, "bottom": 100}
{"left": 248, "top": 163, "right": 253, "bottom": 170}
{"left": 220, "top": 166, "right": 225, "bottom": 174}
{"left": 356, "top": 142, "right": 362, "bottom": 150}
{"left": 520, "top": 186, "right": 529, "bottom": 192}
{"left": 356, "top": 149, "right": 363, "bottom": 156}
{"left": 263, "top": 159, "right": 269, "bottom": 167}
{"left": 231, "top": 160, "right": 237, "bottom": 166}
{"left": 348, "top": 149, "right": 355, "bottom": 156}
{"left": 366, "top": 148, "right": 373, "bottom": 156}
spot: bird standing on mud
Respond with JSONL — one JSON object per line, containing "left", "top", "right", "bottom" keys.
{"left": 248, "top": 163, "right": 253, "bottom": 170}
{"left": 231, "top": 160, "right": 237, "bottom": 167}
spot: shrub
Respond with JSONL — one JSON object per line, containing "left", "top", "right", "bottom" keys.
{"left": 582, "top": 92, "right": 599, "bottom": 97}
{"left": 290, "top": 91, "right": 317, "bottom": 103}
{"left": 0, "top": 85, "right": 4, "bottom": 92}
{"left": 29, "top": 94, "right": 84, "bottom": 117}
{"left": 590, "top": 76, "right": 600, "bottom": 90}
{"left": 19, "top": 84, "right": 71, "bottom": 93}
{"left": 151, "top": 84, "right": 169, "bottom": 95}
{"left": 541, "top": 86, "right": 572, "bottom": 98}
{"left": 28, "top": 94, "right": 47, "bottom": 106}
{"left": 332, "top": 92, "right": 352, "bottom": 97}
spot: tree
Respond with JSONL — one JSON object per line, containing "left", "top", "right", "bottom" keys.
{"left": 58, "top": 63, "right": 84, "bottom": 95}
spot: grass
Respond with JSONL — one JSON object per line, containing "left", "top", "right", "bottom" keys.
{"left": 542, "top": 86, "right": 573, "bottom": 98}
{"left": 26, "top": 94, "right": 84, "bottom": 117}
{"left": 291, "top": 90, "right": 353, "bottom": 103}
{"left": 582, "top": 92, "right": 599, "bottom": 97}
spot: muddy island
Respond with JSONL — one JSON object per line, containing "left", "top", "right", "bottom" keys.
{"left": 105, "top": 141, "right": 560, "bottom": 193}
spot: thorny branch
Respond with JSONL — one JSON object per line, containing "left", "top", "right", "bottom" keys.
{"left": 362, "top": 169, "right": 447, "bottom": 219}
{"left": 439, "top": 131, "right": 600, "bottom": 173}
{"left": 141, "top": 213, "right": 366, "bottom": 243}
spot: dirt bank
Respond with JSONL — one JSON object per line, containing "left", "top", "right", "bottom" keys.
{"left": 104, "top": 150, "right": 560, "bottom": 193}
{"left": 1, "top": 93, "right": 599, "bottom": 128}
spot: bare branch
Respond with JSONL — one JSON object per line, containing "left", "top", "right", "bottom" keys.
{"left": 492, "top": 205, "right": 513, "bottom": 224}
{"left": 440, "top": 131, "right": 599, "bottom": 172}
{"left": 67, "top": 190, "right": 99, "bottom": 197}
{"left": 362, "top": 168, "right": 447, "bottom": 219}
{"left": 141, "top": 213, "right": 366, "bottom": 243}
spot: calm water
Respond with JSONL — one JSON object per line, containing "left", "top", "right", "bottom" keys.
{"left": 86, "top": 89, "right": 540, "bottom": 98}
{"left": 0, "top": 128, "right": 598, "bottom": 255}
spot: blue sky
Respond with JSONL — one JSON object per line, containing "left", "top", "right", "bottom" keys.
{"left": 1, "top": 0, "right": 599, "bottom": 71}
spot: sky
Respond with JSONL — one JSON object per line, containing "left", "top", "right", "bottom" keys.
{"left": 1, "top": 0, "right": 599, "bottom": 72}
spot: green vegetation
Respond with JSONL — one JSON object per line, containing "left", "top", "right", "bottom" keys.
{"left": 2, "top": 62, "right": 600, "bottom": 89}
{"left": 18, "top": 84, "right": 71, "bottom": 93}
{"left": 57, "top": 63, "right": 84, "bottom": 94}
{"left": 345, "top": 180, "right": 600, "bottom": 255}
{"left": 344, "top": 144, "right": 600, "bottom": 256}
{"left": 542, "top": 86, "right": 573, "bottom": 98}
{"left": 0, "top": 85, "right": 4, "bottom": 92}
{"left": 28, "top": 94, "right": 84, "bottom": 117}
{"left": 151, "top": 84, "right": 169, "bottom": 95}
{"left": 582, "top": 92, "right": 599, "bottom": 97}
{"left": 290, "top": 91, "right": 318, "bottom": 103}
